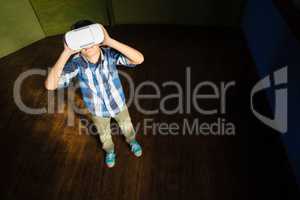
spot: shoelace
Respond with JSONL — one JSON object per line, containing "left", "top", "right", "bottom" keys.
{"left": 131, "top": 142, "right": 140, "bottom": 153}
{"left": 106, "top": 152, "right": 115, "bottom": 161}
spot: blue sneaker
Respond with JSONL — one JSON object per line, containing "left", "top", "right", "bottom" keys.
{"left": 130, "top": 140, "right": 142, "bottom": 157}
{"left": 105, "top": 151, "right": 116, "bottom": 168}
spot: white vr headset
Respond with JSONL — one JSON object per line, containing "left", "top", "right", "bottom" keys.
{"left": 64, "top": 23, "right": 104, "bottom": 51}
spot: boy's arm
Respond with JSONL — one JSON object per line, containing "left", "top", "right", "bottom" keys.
{"left": 100, "top": 25, "right": 144, "bottom": 65}
{"left": 45, "top": 43, "right": 77, "bottom": 90}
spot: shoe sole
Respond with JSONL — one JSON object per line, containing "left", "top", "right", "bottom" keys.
{"left": 134, "top": 151, "right": 142, "bottom": 157}
{"left": 107, "top": 162, "right": 115, "bottom": 168}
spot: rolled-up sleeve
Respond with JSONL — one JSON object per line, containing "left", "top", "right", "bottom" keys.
{"left": 109, "top": 48, "right": 137, "bottom": 68}
{"left": 57, "top": 60, "right": 79, "bottom": 88}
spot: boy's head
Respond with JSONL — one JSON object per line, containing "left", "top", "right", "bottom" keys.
{"left": 70, "top": 20, "right": 101, "bottom": 58}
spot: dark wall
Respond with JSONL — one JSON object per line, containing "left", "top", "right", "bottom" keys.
{"left": 112, "top": 0, "right": 244, "bottom": 26}
{"left": 242, "top": 0, "right": 300, "bottom": 186}
{"left": 1, "top": 0, "right": 245, "bottom": 58}
{"left": 0, "top": 1, "right": 44, "bottom": 58}
{"left": 30, "top": 0, "right": 109, "bottom": 36}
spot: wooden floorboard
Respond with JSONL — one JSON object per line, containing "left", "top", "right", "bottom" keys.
{"left": 0, "top": 25, "right": 299, "bottom": 200}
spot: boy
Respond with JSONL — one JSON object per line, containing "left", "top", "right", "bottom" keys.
{"left": 45, "top": 20, "right": 144, "bottom": 168}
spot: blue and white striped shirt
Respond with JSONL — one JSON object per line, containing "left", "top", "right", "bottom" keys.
{"left": 58, "top": 47, "right": 136, "bottom": 117}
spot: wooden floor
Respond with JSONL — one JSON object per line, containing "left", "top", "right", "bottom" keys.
{"left": 0, "top": 25, "right": 299, "bottom": 200}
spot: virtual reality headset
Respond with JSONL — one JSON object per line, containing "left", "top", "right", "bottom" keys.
{"left": 64, "top": 23, "right": 104, "bottom": 51}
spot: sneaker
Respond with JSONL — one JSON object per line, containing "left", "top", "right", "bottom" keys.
{"left": 105, "top": 151, "right": 116, "bottom": 168}
{"left": 129, "top": 140, "right": 142, "bottom": 157}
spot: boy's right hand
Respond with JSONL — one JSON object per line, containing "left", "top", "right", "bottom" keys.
{"left": 45, "top": 41, "right": 77, "bottom": 90}
{"left": 63, "top": 41, "right": 79, "bottom": 56}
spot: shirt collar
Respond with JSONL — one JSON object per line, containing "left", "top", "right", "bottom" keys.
{"left": 79, "top": 47, "right": 104, "bottom": 68}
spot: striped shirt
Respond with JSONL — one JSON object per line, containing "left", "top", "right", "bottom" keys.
{"left": 58, "top": 47, "right": 136, "bottom": 117}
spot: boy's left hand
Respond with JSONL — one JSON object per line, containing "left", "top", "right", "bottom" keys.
{"left": 99, "top": 24, "right": 112, "bottom": 46}
{"left": 97, "top": 23, "right": 144, "bottom": 65}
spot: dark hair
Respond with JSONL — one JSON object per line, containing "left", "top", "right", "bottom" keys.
{"left": 70, "top": 19, "right": 95, "bottom": 30}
